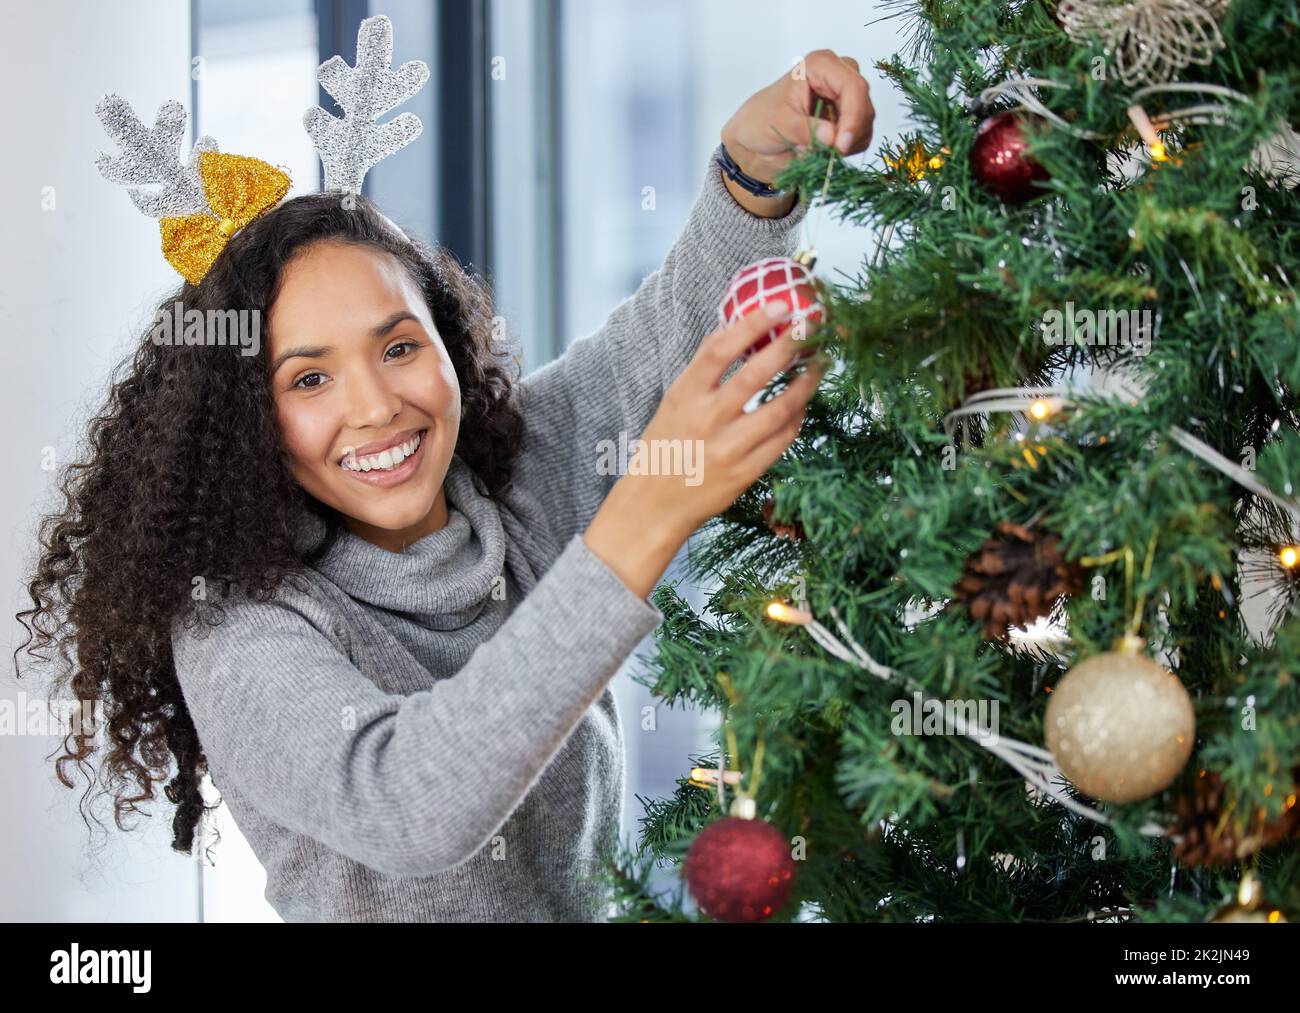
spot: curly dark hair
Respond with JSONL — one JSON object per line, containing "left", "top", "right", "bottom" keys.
{"left": 14, "top": 192, "right": 525, "bottom": 861}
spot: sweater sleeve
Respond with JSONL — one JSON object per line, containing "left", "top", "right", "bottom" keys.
{"left": 170, "top": 531, "right": 663, "bottom": 879}
{"left": 510, "top": 142, "right": 811, "bottom": 547}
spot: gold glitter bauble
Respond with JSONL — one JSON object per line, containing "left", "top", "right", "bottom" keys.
{"left": 1044, "top": 635, "right": 1195, "bottom": 804}
{"left": 1207, "top": 871, "right": 1289, "bottom": 923}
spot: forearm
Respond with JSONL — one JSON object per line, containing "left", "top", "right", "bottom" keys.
{"left": 509, "top": 143, "right": 810, "bottom": 550}
{"left": 582, "top": 476, "right": 693, "bottom": 600}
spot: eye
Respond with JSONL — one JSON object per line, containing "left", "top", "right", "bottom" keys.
{"left": 291, "top": 371, "right": 327, "bottom": 391}
{"left": 385, "top": 340, "right": 420, "bottom": 361}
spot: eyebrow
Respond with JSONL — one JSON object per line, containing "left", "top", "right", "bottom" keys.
{"left": 270, "top": 311, "right": 423, "bottom": 375}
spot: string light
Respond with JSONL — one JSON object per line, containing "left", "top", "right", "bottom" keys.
{"left": 1029, "top": 398, "right": 1052, "bottom": 420}
{"left": 1126, "top": 104, "right": 1173, "bottom": 164}
{"left": 689, "top": 768, "right": 743, "bottom": 788}
{"left": 1280, "top": 546, "right": 1298, "bottom": 569}
{"left": 766, "top": 600, "right": 813, "bottom": 625}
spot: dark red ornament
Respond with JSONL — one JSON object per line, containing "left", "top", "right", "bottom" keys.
{"left": 718, "top": 256, "right": 824, "bottom": 365}
{"left": 970, "top": 111, "right": 1051, "bottom": 205}
{"left": 683, "top": 816, "right": 796, "bottom": 923}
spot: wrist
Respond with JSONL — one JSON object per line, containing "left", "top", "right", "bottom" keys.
{"left": 720, "top": 169, "right": 799, "bottom": 218}
{"left": 584, "top": 479, "right": 693, "bottom": 599}
{"left": 719, "top": 120, "right": 770, "bottom": 177}
{"left": 610, "top": 475, "right": 698, "bottom": 550}
{"left": 717, "top": 136, "right": 798, "bottom": 218}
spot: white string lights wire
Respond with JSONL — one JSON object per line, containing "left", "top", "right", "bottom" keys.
{"left": 944, "top": 382, "right": 1300, "bottom": 527}
{"left": 765, "top": 600, "right": 1169, "bottom": 835}
{"left": 974, "top": 75, "right": 1254, "bottom": 165}
{"left": 977, "top": 76, "right": 1107, "bottom": 141}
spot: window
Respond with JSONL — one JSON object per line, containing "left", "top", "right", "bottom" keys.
{"left": 547, "top": 0, "right": 906, "bottom": 909}
{"left": 194, "top": 0, "right": 319, "bottom": 201}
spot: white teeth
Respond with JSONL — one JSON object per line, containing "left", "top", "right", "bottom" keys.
{"left": 342, "top": 431, "right": 423, "bottom": 472}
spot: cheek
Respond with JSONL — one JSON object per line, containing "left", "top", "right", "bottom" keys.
{"left": 403, "top": 355, "right": 461, "bottom": 419}
{"left": 275, "top": 398, "right": 337, "bottom": 472}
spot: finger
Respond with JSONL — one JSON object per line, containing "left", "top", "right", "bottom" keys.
{"left": 719, "top": 316, "right": 824, "bottom": 413}
{"left": 729, "top": 359, "right": 824, "bottom": 452}
{"left": 784, "top": 61, "right": 831, "bottom": 152}
{"left": 732, "top": 379, "right": 818, "bottom": 475}
{"left": 840, "top": 56, "right": 860, "bottom": 72}
{"left": 742, "top": 415, "right": 803, "bottom": 478}
{"left": 788, "top": 114, "right": 835, "bottom": 152}
{"left": 804, "top": 50, "right": 874, "bottom": 155}
{"left": 688, "top": 301, "right": 795, "bottom": 392}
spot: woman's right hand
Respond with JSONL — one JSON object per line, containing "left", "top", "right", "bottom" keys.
{"left": 638, "top": 300, "right": 827, "bottom": 531}
{"left": 583, "top": 301, "right": 827, "bottom": 598}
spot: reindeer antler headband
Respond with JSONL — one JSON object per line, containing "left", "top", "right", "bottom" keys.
{"left": 94, "top": 14, "right": 428, "bottom": 286}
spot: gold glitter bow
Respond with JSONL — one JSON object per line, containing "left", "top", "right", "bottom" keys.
{"left": 883, "top": 139, "right": 950, "bottom": 184}
{"left": 159, "top": 152, "right": 291, "bottom": 285}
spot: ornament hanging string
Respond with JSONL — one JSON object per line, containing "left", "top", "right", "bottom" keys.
{"left": 795, "top": 95, "right": 842, "bottom": 265}
{"left": 714, "top": 672, "right": 766, "bottom": 808}
{"left": 1077, "top": 545, "right": 1138, "bottom": 633}
{"left": 1078, "top": 534, "right": 1160, "bottom": 637}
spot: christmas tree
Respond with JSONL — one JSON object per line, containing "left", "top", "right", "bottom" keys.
{"left": 607, "top": 0, "right": 1300, "bottom": 923}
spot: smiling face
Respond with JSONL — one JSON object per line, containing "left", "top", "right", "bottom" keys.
{"left": 266, "top": 240, "right": 461, "bottom": 553}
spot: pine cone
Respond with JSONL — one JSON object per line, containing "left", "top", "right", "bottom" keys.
{"left": 952, "top": 520, "right": 1083, "bottom": 640}
{"left": 762, "top": 496, "right": 805, "bottom": 542}
{"left": 1171, "top": 766, "right": 1300, "bottom": 868}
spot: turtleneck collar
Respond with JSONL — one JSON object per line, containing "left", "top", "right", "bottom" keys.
{"left": 304, "top": 453, "right": 509, "bottom": 630}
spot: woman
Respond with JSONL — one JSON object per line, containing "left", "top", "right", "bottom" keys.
{"left": 17, "top": 51, "right": 872, "bottom": 921}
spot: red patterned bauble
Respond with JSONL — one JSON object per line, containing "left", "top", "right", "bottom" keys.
{"left": 683, "top": 816, "right": 796, "bottom": 923}
{"left": 718, "top": 255, "right": 824, "bottom": 364}
{"left": 971, "top": 111, "right": 1051, "bottom": 205}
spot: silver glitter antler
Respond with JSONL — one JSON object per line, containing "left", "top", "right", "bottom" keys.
{"left": 94, "top": 94, "right": 218, "bottom": 218}
{"left": 303, "top": 14, "right": 430, "bottom": 194}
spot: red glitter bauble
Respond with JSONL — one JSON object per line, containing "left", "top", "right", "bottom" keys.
{"left": 970, "top": 111, "right": 1051, "bottom": 205}
{"left": 718, "top": 257, "right": 824, "bottom": 364}
{"left": 683, "top": 816, "right": 797, "bottom": 923}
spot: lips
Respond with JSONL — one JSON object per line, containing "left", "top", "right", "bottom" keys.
{"left": 339, "top": 426, "right": 425, "bottom": 466}
{"left": 339, "top": 428, "right": 428, "bottom": 488}
{"left": 341, "top": 430, "right": 423, "bottom": 472}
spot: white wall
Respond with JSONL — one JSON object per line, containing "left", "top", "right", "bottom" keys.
{"left": 0, "top": 0, "right": 201, "bottom": 921}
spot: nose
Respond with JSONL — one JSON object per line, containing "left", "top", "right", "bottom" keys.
{"left": 343, "top": 360, "right": 402, "bottom": 430}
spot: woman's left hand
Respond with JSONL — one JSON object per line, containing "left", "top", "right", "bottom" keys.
{"left": 721, "top": 49, "right": 875, "bottom": 186}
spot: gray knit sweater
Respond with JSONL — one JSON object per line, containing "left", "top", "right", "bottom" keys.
{"left": 170, "top": 143, "right": 809, "bottom": 922}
